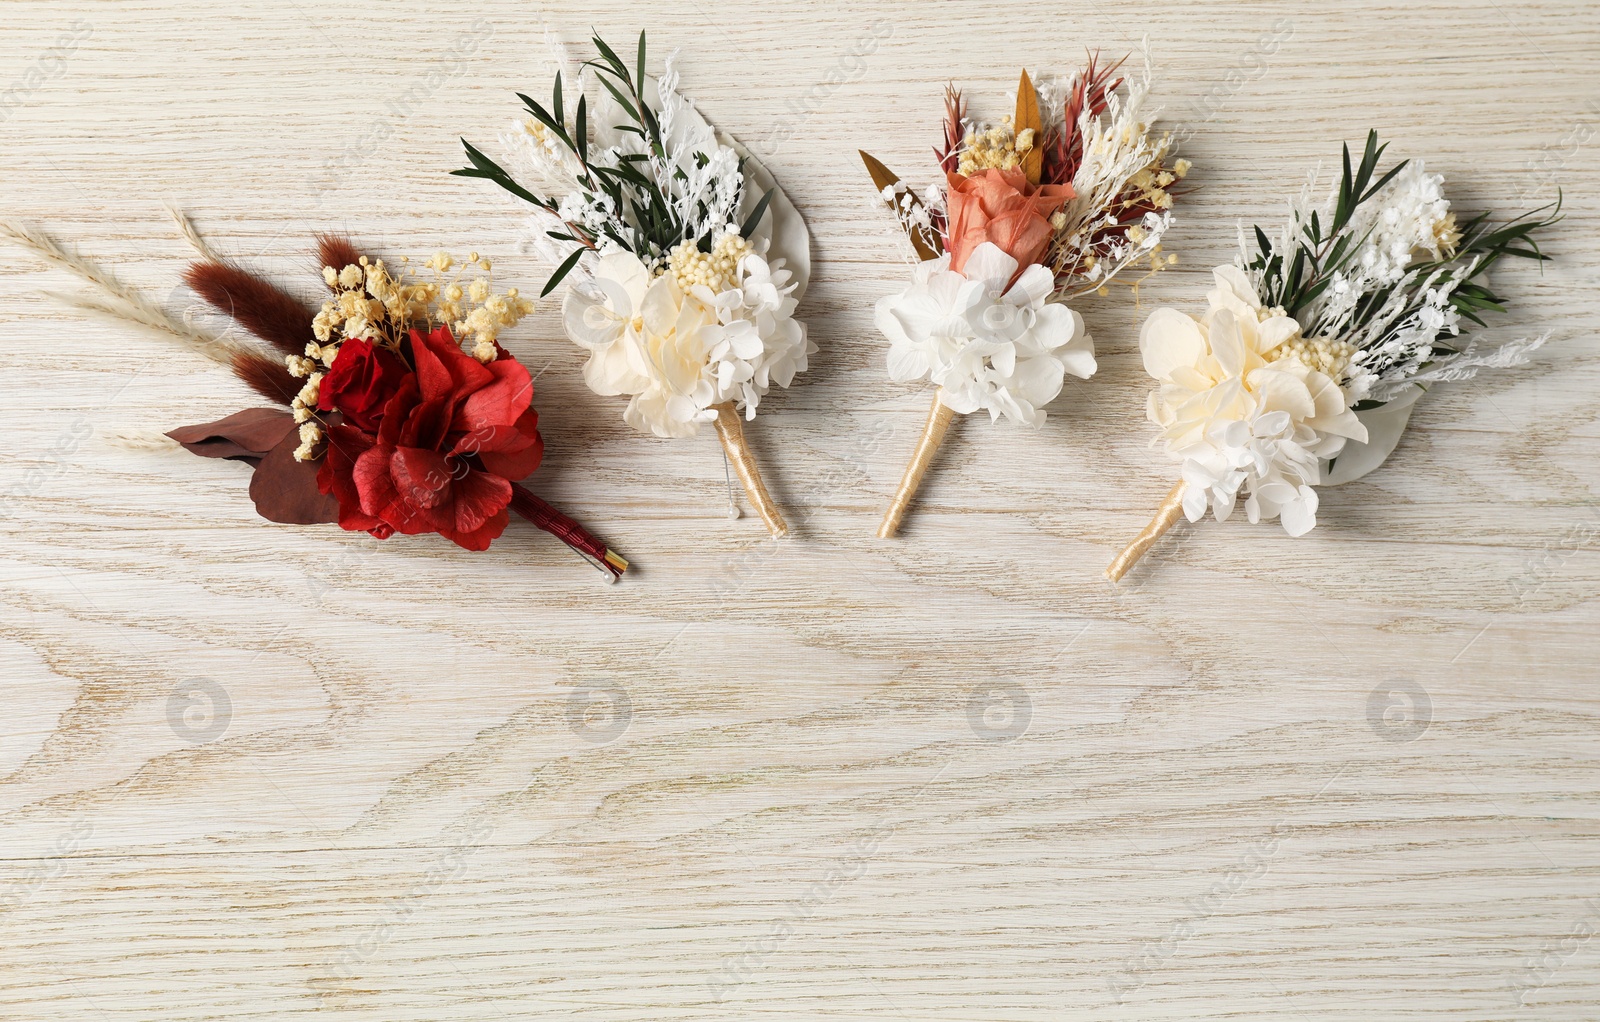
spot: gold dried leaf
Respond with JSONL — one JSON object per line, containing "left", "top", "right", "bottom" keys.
{"left": 859, "top": 150, "right": 941, "bottom": 261}
{"left": 1015, "top": 70, "right": 1043, "bottom": 185}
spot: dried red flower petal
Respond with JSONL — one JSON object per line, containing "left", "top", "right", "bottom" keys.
{"left": 316, "top": 325, "right": 543, "bottom": 551}
{"left": 318, "top": 337, "right": 409, "bottom": 431}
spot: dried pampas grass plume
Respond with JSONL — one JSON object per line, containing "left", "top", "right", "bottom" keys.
{"left": 2, "top": 219, "right": 239, "bottom": 365}
{"left": 5, "top": 217, "right": 303, "bottom": 405}
{"left": 41, "top": 290, "right": 238, "bottom": 363}
{"left": 103, "top": 431, "right": 180, "bottom": 452}
{"left": 166, "top": 205, "right": 222, "bottom": 263}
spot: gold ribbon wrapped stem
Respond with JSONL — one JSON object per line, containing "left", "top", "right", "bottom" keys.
{"left": 877, "top": 391, "right": 959, "bottom": 539}
{"left": 1105, "top": 481, "right": 1187, "bottom": 582}
{"left": 713, "top": 402, "right": 788, "bottom": 538}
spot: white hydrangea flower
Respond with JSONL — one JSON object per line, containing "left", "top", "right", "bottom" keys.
{"left": 874, "top": 242, "right": 1095, "bottom": 428}
{"left": 1141, "top": 265, "right": 1369, "bottom": 536}
{"left": 701, "top": 251, "right": 812, "bottom": 418}
{"left": 563, "top": 248, "right": 811, "bottom": 438}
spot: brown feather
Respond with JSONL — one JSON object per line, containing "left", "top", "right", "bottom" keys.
{"left": 315, "top": 234, "right": 363, "bottom": 282}
{"left": 183, "top": 261, "right": 314, "bottom": 357}
{"left": 232, "top": 350, "right": 301, "bottom": 406}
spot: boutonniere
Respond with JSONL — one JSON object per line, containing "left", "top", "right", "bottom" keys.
{"left": 3, "top": 216, "right": 629, "bottom": 579}
{"left": 1107, "top": 132, "right": 1559, "bottom": 581}
{"left": 861, "top": 56, "right": 1188, "bottom": 537}
{"left": 456, "top": 31, "right": 812, "bottom": 538}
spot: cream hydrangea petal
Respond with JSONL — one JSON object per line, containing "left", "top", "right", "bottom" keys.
{"left": 595, "top": 251, "right": 652, "bottom": 310}
{"left": 1145, "top": 387, "right": 1170, "bottom": 427}
{"left": 664, "top": 332, "right": 710, "bottom": 395}
{"left": 986, "top": 387, "right": 1024, "bottom": 424}
{"left": 886, "top": 341, "right": 930, "bottom": 383}
{"left": 1010, "top": 355, "right": 1066, "bottom": 410}
{"left": 1029, "top": 303, "right": 1075, "bottom": 348}
{"left": 1059, "top": 343, "right": 1097, "bottom": 381}
{"left": 1255, "top": 314, "right": 1302, "bottom": 355}
{"left": 1303, "top": 371, "right": 1370, "bottom": 442}
{"left": 1179, "top": 465, "right": 1214, "bottom": 522}
{"left": 562, "top": 290, "right": 623, "bottom": 350}
{"left": 1254, "top": 409, "right": 1292, "bottom": 437}
{"left": 1247, "top": 365, "right": 1316, "bottom": 420}
{"left": 582, "top": 335, "right": 650, "bottom": 396}
{"left": 875, "top": 294, "right": 914, "bottom": 348}
{"left": 640, "top": 276, "right": 682, "bottom": 338}
{"left": 1207, "top": 264, "right": 1262, "bottom": 319}
{"left": 1209, "top": 310, "right": 1251, "bottom": 379}
{"left": 1049, "top": 308, "right": 1096, "bottom": 380}
{"left": 1167, "top": 364, "right": 1212, "bottom": 392}
{"left": 938, "top": 385, "right": 981, "bottom": 415}
{"left": 664, "top": 392, "right": 703, "bottom": 425}
{"left": 912, "top": 253, "right": 952, "bottom": 283}
{"left": 1212, "top": 263, "right": 1257, "bottom": 301}
{"left": 961, "top": 242, "right": 1020, "bottom": 292}
{"left": 724, "top": 321, "right": 765, "bottom": 360}
{"left": 1278, "top": 486, "right": 1319, "bottom": 537}
{"left": 622, "top": 326, "right": 658, "bottom": 381}
{"left": 1140, "top": 307, "right": 1208, "bottom": 382}
{"left": 624, "top": 387, "right": 699, "bottom": 439}
{"left": 891, "top": 270, "right": 968, "bottom": 341}
{"left": 729, "top": 140, "right": 811, "bottom": 301}
{"left": 989, "top": 342, "right": 1017, "bottom": 378}
{"left": 1004, "top": 263, "right": 1055, "bottom": 308}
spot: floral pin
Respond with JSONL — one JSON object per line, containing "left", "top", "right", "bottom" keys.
{"left": 863, "top": 56, "right": 1187, "bottom": 537}
{"left": 1106, "top": 132, "right": 1560, "bottom": 581}
{"left": 3, "top": 216, "right": 629, "bottom": 579}
{"left": 456, "top": 31, "right": 811, "bottom": 538}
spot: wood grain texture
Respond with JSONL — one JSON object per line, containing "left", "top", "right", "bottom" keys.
{"left": 2, "top": 1, "right": 1598, "bottom": 1017}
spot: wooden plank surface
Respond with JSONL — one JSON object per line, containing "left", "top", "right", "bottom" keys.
{"left": 1, "top": 1, "right": 1597, "bottom": 1017}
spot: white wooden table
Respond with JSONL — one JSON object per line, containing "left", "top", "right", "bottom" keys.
{"left": 2, "top": 1, "right": 1597, "bottom": 1017}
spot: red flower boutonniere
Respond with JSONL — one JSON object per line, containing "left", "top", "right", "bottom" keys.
{"left": 4, "top": 217, "right": 628, "bottom": 579}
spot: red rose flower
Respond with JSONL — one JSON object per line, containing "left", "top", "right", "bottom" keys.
{"left": 318, "top": 337, "right": 409, "bottom": 431}
{"left": 317, "top": 325, "right": 545, "bottom": 551}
